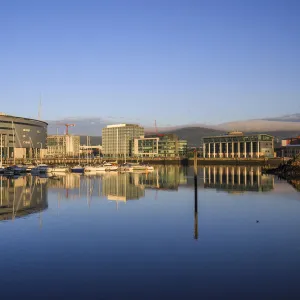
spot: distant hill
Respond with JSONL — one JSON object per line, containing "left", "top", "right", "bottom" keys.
{"left": 161, "top": 127, "right": 300, "bottom": 147}
{"left": 161, "top": 127, "right": 226, "bottom": 146}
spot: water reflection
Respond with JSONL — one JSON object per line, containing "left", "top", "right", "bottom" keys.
{"left": 0, "top": 166, "right": 277, "bottom": 215}
{"left": 203, "top": 166, "right": 274, "bottom": 193}
{"left": 0, "top": 175, "right": 48, "bottom": 221}
{"left": 45, "top": 165, "right": 189, "bottom": 202}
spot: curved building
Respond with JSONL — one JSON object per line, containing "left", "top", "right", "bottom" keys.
{"left": 0, "top": 113, "right": 47, "bottom": 159}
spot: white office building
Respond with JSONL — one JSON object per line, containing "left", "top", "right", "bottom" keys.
{"left": 102, "top": 124, "right": 144, "bottom": 158}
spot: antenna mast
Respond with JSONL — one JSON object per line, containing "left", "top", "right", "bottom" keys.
{"left": 38, "top": 94, "right": 42, "bottom": 120}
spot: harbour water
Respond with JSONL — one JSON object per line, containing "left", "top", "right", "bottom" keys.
{"left": 1, "top": 166, "right": 300, "bottom": 299}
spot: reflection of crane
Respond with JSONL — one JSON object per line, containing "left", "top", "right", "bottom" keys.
{"left": 56, "top": 123, "right": 75, "bottom": 135}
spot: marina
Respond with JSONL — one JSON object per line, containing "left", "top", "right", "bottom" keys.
{"left": 0, "top": 165, "right": 300, "bottom": 299}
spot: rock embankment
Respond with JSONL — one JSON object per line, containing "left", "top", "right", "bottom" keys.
{"left": 264, "top": 156, "right": 300, "bottom": 180}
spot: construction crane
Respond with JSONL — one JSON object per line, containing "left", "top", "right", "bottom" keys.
{"left": 153, "top": 120, "right": 164, "bottom": 137}
{"left": 56, "top": 123, "right": 75, "bottom": 135}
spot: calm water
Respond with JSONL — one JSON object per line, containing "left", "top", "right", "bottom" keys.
{"left": 1, "top": 165, "right": 300, "bottom": 299}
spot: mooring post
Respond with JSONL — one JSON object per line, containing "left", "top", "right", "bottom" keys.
{"left": 194, "top": 149, "right": 198, "bottom": 240}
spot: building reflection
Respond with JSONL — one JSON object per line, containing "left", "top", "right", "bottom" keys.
{"left": 0, "top": 175, "right": 48, "bottom": 221}
{"left": 203, "top": 166, "right": 274, "bottom": 192}
{"left": 102, "top": 173, "right": 145, "bottom": 201}
{"left": 46, "top": 166, "right": 188, "bottom": 202}
{"left": 136, "top": 165, "right": 187, "bottom": 190}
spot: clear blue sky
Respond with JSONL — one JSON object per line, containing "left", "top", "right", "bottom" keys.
{"left": 1, "top": 0, "right": 299, "bottom": 126}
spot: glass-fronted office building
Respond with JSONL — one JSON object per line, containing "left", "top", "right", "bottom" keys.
{"left": 102, "top": 124, "right": 144, "bottom": 158}
{"left": 134, "top": 134, "right": 188, "bottom": 158}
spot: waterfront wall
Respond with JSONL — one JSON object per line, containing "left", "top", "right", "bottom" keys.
{"left": 1, "top": 157, "right": 284, "bottom": 167}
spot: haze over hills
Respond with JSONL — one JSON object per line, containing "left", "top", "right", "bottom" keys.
{"left": 47, "top": 113, "right": 300, "bottom": 146}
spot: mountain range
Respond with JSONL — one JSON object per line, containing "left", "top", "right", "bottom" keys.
{"left": 47, "top": 113, "right": 300, "bottom": 146}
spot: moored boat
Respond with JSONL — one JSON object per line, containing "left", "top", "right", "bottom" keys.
{"left": 71, "top": 165, "right": 84, "bottom": 173}
{"left": 25, "top": 165, "right": 36, "bottom": 172}
{"left": 84, "top": 165, "right": 105, "bottom": 173}
{"left": 3, "top": 167, "right": 15, "bottom": 176}
{"left": 49, "top": 166, "right": 70, "bottom": 173}
{"left": 10, "top": 165, "right": 27, "bottom": 174}
{"left": 31, "top": 164, "right": 49, "bottom": 174}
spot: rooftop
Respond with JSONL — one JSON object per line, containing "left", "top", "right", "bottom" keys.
{"left": 0, "top": 113, "right": 48, "bottom": 125}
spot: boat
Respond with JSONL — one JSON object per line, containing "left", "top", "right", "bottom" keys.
{"left": 105, "top": 163, "right": 119, "bottom": 171}
{"left": 3, "top": 167, "right": 15, "bottom": 176}
{"left": 96, "top": 163, "right": 119, "bottom": 172}
{"left": 119, "top": 163, "right": 134, "bottom": 172}
{"left": 25, "top": 165, "right": 36, "bottom": 172}
{"left": 146, "top": 165, "right": 154, "bottom": 171}
{"left": 10, "top": 165, "right": 27, "bottom": 174}
{"left": 84, "top": 165, "right": 105, "bottom": 173}
{"left": 71, "top": 165, "right": 84, "bottom": 173}
{"left": 132, "top": 164, "right": 148, "bottom": 171}
{"left": 49, "top": 166, "right": 69, "bottom": 173}
{"left": 31, "top": 164, "right": 49, "bottom": 174}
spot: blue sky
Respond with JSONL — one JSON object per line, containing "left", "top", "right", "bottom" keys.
{"left": 0, "top": 0, "right": 299, "bottom": 126}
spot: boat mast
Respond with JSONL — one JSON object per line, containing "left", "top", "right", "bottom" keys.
{"left": 12, "top": 121, "right": 15, "bottom": 164}
{"left": 0, "top": 133, "right": 2, "bottom": 167}
{"left": 124, "top": 134, "right": 126, "bottom": 164}
{"left": 40, "top": 143, "right": 43, "bottom": 164}
{"left": 86, "top": 136, "right": 88, "bottom": 165}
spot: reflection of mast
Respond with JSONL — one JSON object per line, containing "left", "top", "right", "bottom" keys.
{"left": 194, "top": 150, "right": 198, "bottom": 240}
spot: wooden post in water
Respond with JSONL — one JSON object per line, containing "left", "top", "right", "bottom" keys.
{"left": 194, "top": 149, "right": 198, "bottom": 240}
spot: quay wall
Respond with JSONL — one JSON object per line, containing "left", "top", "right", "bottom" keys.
{"left": 2, "top": 157, "right": 284, "bottom": 167}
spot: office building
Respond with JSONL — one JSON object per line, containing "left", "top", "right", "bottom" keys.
{"left": 0, "top": 113, "right": 47, "bottom": 159}
{"left": 102, "top": 124, "right": 144, "bottom": 158}
{"left": 47, "top": 135, "right": 80, "bottom": 157}
{"left": 281, "top": 136, "right": 300, "bottom": 147}
{"left": 134, "top": 134, "right": 188, "bottom": 157}
{"left": 202, "top": 132, "right": 274, "bottom": 158}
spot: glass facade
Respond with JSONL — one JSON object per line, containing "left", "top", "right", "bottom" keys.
{"left": 134, "top": 134, "right": 188, "bottom": 157}
{"left": 102, "top": 124, "right": 144, "bottom": 157}
{"left": 47, "top": 135, "right": 80, "bottom": 157}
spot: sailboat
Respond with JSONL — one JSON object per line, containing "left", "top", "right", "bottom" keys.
{"left": 71, "top": 151, "right": 84, "bottom": 173}
{"left": 83, "top": 136, "right": 102, "bottom": 173}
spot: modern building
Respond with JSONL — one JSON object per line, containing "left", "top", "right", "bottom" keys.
{"left": 46, "top": 135, "right": 80, "bottom": 157}
{"left": 80, "top": 144, "right": 102, "bottom": 157}
{"left": 281, "top": 145, "right": 300, "bottom": 158}
{"left": 202, "top": 132, "right": 275, "bottom": 158}
{"left": 0, "top": 113, "right": 47, "bottom": 160}
{"left": 102, "top": 124, "right": 144, "bottom": 158}
{"left": 134, "top": 134, "right": 188, "bottom": 157}
{"left": 281, "top": 136, "right": 300, "bottom": 147}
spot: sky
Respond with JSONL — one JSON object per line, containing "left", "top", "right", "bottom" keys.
{"left": 0, "top": 0, "right": 300, "bottom": 126}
